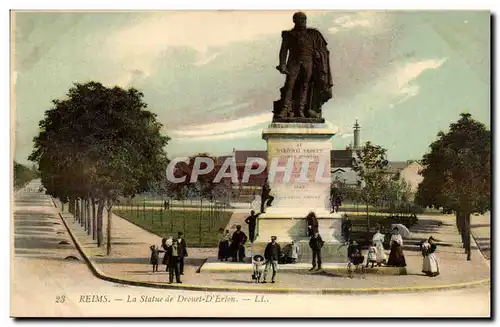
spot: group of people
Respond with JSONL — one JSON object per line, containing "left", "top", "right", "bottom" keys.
{"left": 217, "top": 225, "right": 248, "bottom": 262}
{"left": 149, "top": 232, "right": 188, "bottom": 284}
{"left": 346, "top": 227, "right": 407, "bottom": 268}
{"left": 346, "top": 226, "right": 439, "bottom": 277}
{"left": 251, "top": 231, "right": 325, "bottom": 283}
{"left": 217, "top": 206, "right": 440, "bottom": 280}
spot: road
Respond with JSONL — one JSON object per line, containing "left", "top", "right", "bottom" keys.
{"left": 11, "top": 180, "right": 491, "bottom": 318}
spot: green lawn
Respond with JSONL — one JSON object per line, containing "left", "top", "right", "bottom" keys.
{"left": 116, "top": 202, "right": 229, "bottom": 209}
{"left": 114, "top": 209, "right": 233, "bottom": 247}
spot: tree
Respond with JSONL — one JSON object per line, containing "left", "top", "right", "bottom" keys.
{"left": 351, "top": 142, "right": 391, "bottom": 228}
{"left": 166, "top": 153, "right": 218, "bottom": 200}
{"left": 30, "top": 82, "right": 170, "bottom": 254}
{"left": 416, "top": 113, "right": 491, "bottom": 260}
{"left": 13, "top": 161, "right": 39, "bottom": 189}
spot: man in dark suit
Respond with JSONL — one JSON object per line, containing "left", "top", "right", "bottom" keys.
{"left": 306, "top": 212, "right": 319, "bottom": 237}
{"left": 231, "top": 225, "right": 248, "bottom": 262}
{"left": 263, "top": 236, "right": 281, "bottom": 283}
{"left": 309, "top": 232, "right": 324, "bottom": 271}
{"left": 260, "top": 180, "right": 274, "bottom": 213}
{"left": 167, "top": 239, "right": 181, "bottom": 284}
{"left": 177, "top": 232, "right": 188, "bottom": 275}
{"left": 341, "top": 218, "right": 352, "bottom": 243}
{"left": 245, "top": 210, "right": 260, "bottom": 243}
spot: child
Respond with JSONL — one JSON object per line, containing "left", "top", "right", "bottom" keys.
{"left": 252, "top": 255, "right": 265, "bottom": 283}
{"left": 289, "top": 240, "right": 299, "bottom": 264}
{"left": 347, "top": 239, "right": 364, "bottom": 266}
{"left": 366, "top": 243, "right": 377, "bottom": 268}
{"left": 149, "top": 245, "right": 164, "bottom": 272}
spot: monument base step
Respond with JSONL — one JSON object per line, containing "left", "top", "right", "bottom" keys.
{"left": 248, "top": 240, "right": 348, "bottom": 263}
{"left": 200, "top": 260, "right": 407, "bottom": 275}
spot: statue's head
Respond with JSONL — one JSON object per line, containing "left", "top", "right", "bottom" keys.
{"left": 293, "top": 12, "right": 307, "bottom": 28}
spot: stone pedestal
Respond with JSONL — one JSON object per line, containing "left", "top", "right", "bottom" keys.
{"left": 252, "top": 122, "right": 346, "bottom": 262}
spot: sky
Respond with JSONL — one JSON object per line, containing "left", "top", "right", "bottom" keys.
{"left": 12, "top": 10, "right": 490, "bottom": 164}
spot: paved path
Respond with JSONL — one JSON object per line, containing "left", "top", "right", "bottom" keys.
{"left": 11, "top": 181, "right": 490, "bottom": 317}
{"left": 471, "top": 214, "right": 491, "bottom": 260}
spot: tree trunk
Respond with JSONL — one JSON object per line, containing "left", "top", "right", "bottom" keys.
{"left": 80, "top": 199, "right": 85, "bottom": 229}
{"left": 460, "top": 212, "right": 467, "bottom": 250}
{"left": 86, "top": 199, "right": 91, "bottom": 235}
{"left": 366, "top": 203, "right": 370, "bottom": 232}
{"left": 92, "top": 198, "right": 97, "bottom": 240}
{"left": 97, "top": 199, "right": 105, "bottom": 247}
{"left": 61, "top": 202, "right": 65, "bottom": 212}
{"left": 456, "top": 211, "right": 465, "bottom": 248}
{"left": 77, "top": 199, "right": 81, "bottom": 224}
{"left": 106, "top": 202, "right": 113, "bottom": 256}
{"left": 466, "top": 212, "right": 471, "bottom": 261}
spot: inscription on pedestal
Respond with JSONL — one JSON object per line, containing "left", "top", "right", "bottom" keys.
{"left": 267, "top": 139, "right": 332, "bottom": 210}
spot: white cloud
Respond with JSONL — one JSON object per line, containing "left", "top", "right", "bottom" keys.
{"left": 340, "top": 132, "right": 354, "bottom": 139}
{"left": 328, "top": 11, "right": 382, "bottom": 34}
{"left": 377, "top": 58, "right": 447, "bottom": 108}
{"left": 394, "top": 58, "right": 447, "bottom": 103}
{"left": 170, "top": 112, "right": 272, "bottom": 138}
{"left": 104, "top": 11, "right": 324, "bottom": 83}
{"left": 334, "top": 15, "right": 371, "bottom": 28}
{"left": 395, "top": 59, "right": 447, "bottom": 89}
{"left": 186, "top": 128, "right": 262, "bottom": 141}
{"left": 328, "top": 27, "right": 339, "bottom": 34}
{"left": 193, "top": 52, "right": 220, "bottom": 66}
{"left": 352, "top": 58, "right": 447, "bottom": 113}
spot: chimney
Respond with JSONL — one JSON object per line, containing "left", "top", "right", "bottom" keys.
{"left": 353, "top": 120, "right": 361, "bottom": 150}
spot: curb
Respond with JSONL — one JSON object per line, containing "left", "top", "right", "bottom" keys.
{"left": 470, "top": 231, "right": 491, "bottom": 268}
{"left": 52, "top": 197, "right": 491, "bottom": 295}
{"left": 199, "top": 265, "right": 407, "bottom": 276}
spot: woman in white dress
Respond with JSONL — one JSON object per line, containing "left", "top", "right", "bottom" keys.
{"left": 421, "top": 236, "right": 440, "bottom": 277}
{"left": 372, "top": 229, "right": 386, "bottom": 266}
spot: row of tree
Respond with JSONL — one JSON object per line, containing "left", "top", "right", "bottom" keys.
{"left": 415, "top": 113, "right": 490, "bottom": 260}
{"left": 29, "top": 82, "right": 170, "bottom": 255}
{"left": 14, "top": 161, "right": 39, "bottom": 190}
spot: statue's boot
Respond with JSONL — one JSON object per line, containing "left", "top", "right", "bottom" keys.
{"left": 297, "top": 109, "right": 306, "bottom": 118}
{"left": 279, "top": 105, "right": 292, "bottom": 118}
{"left": 307, "top": 110, "right": 319, "bottom": 118}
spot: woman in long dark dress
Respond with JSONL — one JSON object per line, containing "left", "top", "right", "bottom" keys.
{"left": 161, "top": 237, "right": 172, "bottom": 271}
{"left": 387, "top": 227, "right": 407, "bottom": 267}
{"left": 217, "top": 229, "right": 230, "bottom": 261}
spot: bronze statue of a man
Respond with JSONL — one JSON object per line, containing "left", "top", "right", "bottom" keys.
{"left": 273, "top": 12, "right": 333, "bottom": 121}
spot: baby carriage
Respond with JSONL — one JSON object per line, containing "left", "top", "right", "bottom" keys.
{"left": 252, "top": 255, "right": 265, "bottom": 283}
{"left": 347, "top": 241, "right": 366, "bottom": 278}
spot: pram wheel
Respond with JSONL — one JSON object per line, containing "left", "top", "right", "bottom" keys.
{"left": 357, "top": 264, "right": 366, "bottom": 279}
{"left": 347, "top": 261, "right": 366, "bottom": 279}
{"left": 347, "top": 262, "right": 353, "bottom": 278}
